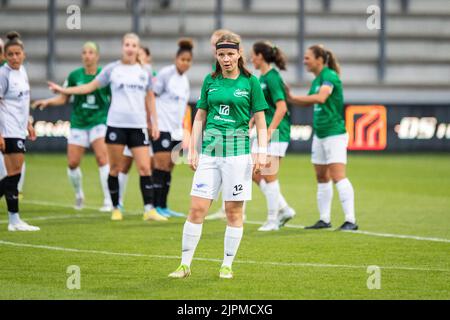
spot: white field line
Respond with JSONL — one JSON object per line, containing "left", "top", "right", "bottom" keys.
{"left": 0, "top": 240, "right": 448, "bottom": 273}
{"left": 1, "top": 199, "right": 449, "bottom": 244}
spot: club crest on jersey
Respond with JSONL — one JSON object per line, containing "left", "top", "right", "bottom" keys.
{"left": 161, "top": 139, "right": 170, "bottom": 148}
{"left": 260, "top": 83, "right": 267, "bottom": 90}
{"left": 234, "top": 89, "right": 249, "bottom": 98}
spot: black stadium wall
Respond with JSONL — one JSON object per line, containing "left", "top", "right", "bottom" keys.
{"left": 27, "top": 103, "right": 450, "bottom": 152}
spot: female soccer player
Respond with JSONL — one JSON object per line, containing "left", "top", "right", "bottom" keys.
{"left": 48, "top": 33, "right": 166, "bottom": 222}
{"left": 151, "top": 38, "right": 194, "bottom": 218}
{"left": 117, "top": 45, "right": 155, "bottom": 209}
{"left": 287, "top": 44, "right": 358, "bottom": 231}
{"left": 205, "top": 28, "right": 248, "bottom": 221}
{"left": 33, "top": 41, "right": 112, "bottom": 212}
{"left": 250, "top": 41, "right": 296, "bottom": 231}
{"left": 0, "top": 37, "right": 27, "bottom": 198}
{"left": 0, "top": 32, "right": 39, "bottom": 231}
{"left": 169, "top": 32, "right": 268, "bottom": 279}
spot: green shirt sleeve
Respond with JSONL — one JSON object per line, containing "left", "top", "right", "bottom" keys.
{"left": 196, "top": 74, "right": 211, "bottom": 110}
{"left": 250, "top": 75, "right": 269, "bottom": 113}
{"left": 320, "top": 69, "right": 338, "bottom": 91}
{"left": 267, "top": 72, "right": 286, "bottom": 103}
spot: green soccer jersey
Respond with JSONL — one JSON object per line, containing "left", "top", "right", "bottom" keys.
{"left": 260, "top": 68, "right": 291, "bottom": 142}
{"left": 308, "top": 67, "right": 346, "bottom": 138}
{"left": 197, "top": 72, "right": 269, "bottom": 157}
{"left": 0, "top": 60, "right": 6, "bottom": 66}
{"left": 64, "top": 67, "right": 111, "bottom": 129}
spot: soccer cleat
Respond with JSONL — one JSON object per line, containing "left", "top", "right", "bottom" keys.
{"left": 258, "top": 220, "right": 280, "bottom": 232}
{"left": 305, "top": 220, "right": 332, "bottom": 229}
{"left": 219, "top": 265, "right": 233, "bottom": 279}
{"left": 8, "top": 220, "right": 40, "bottom": 232}
{"left": 160, "top": 207, "right": 186, "bottom": 218}
{"left": 99, "top": 201, "right": 113, "bottom": 212}
{"left": 143, "top": 208, "right": 168, "bottom": 222}
{"left": 111, "top": 208, "right": 123, "bottom": 221}
{"left": 156, "top": 207, "right": 170, "bottom": 218}
{"left": 278, "top": 206, "right": 296, "bottom": 227}
{"left": 205, "top": 208, "right": 226, "bottom": 220}
{"left": 337, "top": 221, "right": 359, "bottom": 231}
{"left": 168, "top": 264, "right": 191, "bottom": 279}
{"left": 74, "top": 195, "right": 84, "bottom": 211}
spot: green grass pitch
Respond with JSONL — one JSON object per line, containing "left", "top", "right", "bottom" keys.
{"left": 0, "top": 153, "right": 449, "bottom": 299}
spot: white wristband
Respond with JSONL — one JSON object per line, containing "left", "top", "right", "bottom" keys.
{"left": 257, "top": 147, "right": 268, "bottom": 154}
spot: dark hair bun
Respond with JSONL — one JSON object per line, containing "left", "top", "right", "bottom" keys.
{"left": 6, "top": 31, "right": 21, "bottom": 41}
{"left": 178, "top": 38, "right": 194, "bottom": 51}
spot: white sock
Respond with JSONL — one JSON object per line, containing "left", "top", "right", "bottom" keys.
{"left": 17, "top": 162, "right": 26, "bottom": 193}
{"left": 118, "top": 172, "right": 129, "bottom": 206}
{"left": 181, "top": 221, "right": 203, "bottom": 267}
{"left": 223, "top": 225, "right": 243, "bottom": 268}
{"left": 260, "top": 179, "right": 287, "bottom": 211}
{"left": 277, "top": 181, "right": 289, "bottom": 211}
{"left": 0, "top": 153, "right": 7, "bottom": 180}
{"left": 264, "top": 180, "right": 280, "bottom": 221}
{"left": 67, "top": 167, "right": 83, "bottom": 198}
{"left": 336, "top": 178, "right": 356, "bottom": 224}
{"left": 259, "top": 179, "right": 267, "bottom": 193}
{"left": 317, "top": 181, "right": 333, "bottom": 224}
{"left": 8, "top": 212, "right": 20, "bottom": 224}
{"left": 99, "top": 164, "right": 111, "bottom": 205}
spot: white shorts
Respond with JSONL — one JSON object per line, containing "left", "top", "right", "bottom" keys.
{"left": 251, "top": 140, "right": 289, "bottom": 157}
{"left": 123, "top": 144, "right": 154, "bottom": 157}
{"left": 191, "top": 154, "right": 253, "bottom": 201}
{"left": 311, "top": 133, "right": 348, "bottom": 165}
{"left": 67, "top": 124, "right": 107, "bottom": 148}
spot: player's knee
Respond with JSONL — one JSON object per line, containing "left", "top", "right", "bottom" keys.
{"left": 137, "top": 164, "right": 151, "bottom": 176}
{"left": 188, "top": 205, "right": 207, "bottom": 223}
{"left": 95, "top": 154, "right": 108, "bottom": 167}
{"left": 109, "top": 162, "right": 121, "bottom": 176}
{"left": 316, "top": 173, "right": 330, "bottom": 183}
{"left": 225, "top": 206, "right": 243, "bottom": 225}
{"left": 67, "top": 160, "right": 80, "bottom": 170}
{"left": 331, "top": 173, "right": 346, "bottom": 184}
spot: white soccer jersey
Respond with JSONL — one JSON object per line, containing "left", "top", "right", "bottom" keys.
{"left": 96, "top": 60, "right": 152, "bottom": 129}
{"left": 0, "top": 64, "right": 30, "bottom": 139}
{"left": 153, "top": 65, "right": 190, "bottom": 141}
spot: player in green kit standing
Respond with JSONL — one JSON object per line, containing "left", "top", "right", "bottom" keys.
{"left": 287, "top": 44, "right": 358, "bottom": 231}
{"left": 250, "top": 41, "right": 296, "bottom": 231}
{"left": 33, "top": 42, "right": 112, "bottom": 212}
{"left": 169, "top": 32, "right": 269, "bottom": 279}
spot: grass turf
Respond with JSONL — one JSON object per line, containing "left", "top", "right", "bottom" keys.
{"left": 0, "top": 153, "right": 449, "bottom": 299}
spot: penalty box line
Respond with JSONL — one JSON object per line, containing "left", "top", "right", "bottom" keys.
{"left": 0, "top": 239, "right": 449, "bottom": 273}
{"left": 1, "top": 199, "right": 450, "bottom": 244}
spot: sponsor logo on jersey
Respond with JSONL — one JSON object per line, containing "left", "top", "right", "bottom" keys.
{"left": 234, "top": 89, "right": 249, "bottom": 98}
{"left": 219, "top": 104, "right": 230, "bottom": 116}
{"left": 195, "top": 183, "right": 207, "bottom": 189}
